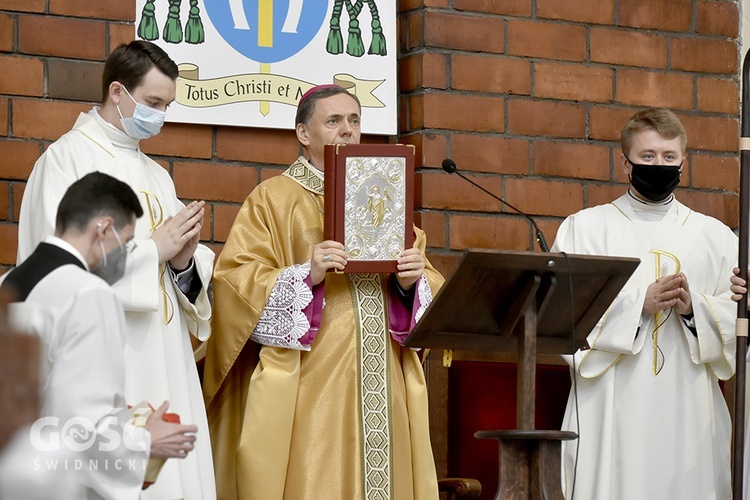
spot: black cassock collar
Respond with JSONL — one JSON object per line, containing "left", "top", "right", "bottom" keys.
{"left": 1, "top": 243, "right": 86, "bottom": 302}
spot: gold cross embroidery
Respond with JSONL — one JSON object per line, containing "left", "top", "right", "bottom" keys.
{"left": 649, "top": 249, "right": 681, "bottom": 375}
{"left": 140, "top": 190, "right": 174, "bottom": 325}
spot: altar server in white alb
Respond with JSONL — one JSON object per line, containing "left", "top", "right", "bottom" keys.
{"left": 17, "top": 41, "right": 216, "bottom": 499}
{"left": 552, "top": 107, "right": 736, "bottom": 500}
{"left": 1, "top": 172, "right": 198, "bottom": 499}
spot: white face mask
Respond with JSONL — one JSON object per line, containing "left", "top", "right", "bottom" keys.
{"left": 116, "top": 85, "right": 166, "bottom": 140}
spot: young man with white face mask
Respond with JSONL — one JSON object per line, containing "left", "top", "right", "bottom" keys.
{"left": 2, "top": 172, "right": 198, "bottom": 499}
{"left": 17, "top": 41, "right": 216, "bottom": 499}
{"left": 552, "top": 108, "right": 737, "bottom": 499}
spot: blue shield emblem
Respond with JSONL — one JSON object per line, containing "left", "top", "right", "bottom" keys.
{"left": 204, "top": 0, "right": 329, "bottom": 63}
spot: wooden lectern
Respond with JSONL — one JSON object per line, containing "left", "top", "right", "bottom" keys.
{"left": 405, "top": 249, "right": 639, "bottom": 499}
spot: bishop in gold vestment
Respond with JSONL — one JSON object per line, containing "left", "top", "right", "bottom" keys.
{"left": 203, "top": 86, "right": 443, "bottom": 500}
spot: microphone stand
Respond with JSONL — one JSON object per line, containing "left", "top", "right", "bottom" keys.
{"left": 732, "top": 49, "right": 750, "bottom": 500}
{"left": 441, "top": 159, "right": 550, "bottom": 252}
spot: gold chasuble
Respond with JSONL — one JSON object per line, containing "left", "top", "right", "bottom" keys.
{"left": 204, "top": 158, "right": 443, "bottom": 500}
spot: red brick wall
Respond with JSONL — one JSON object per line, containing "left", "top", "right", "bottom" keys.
{"left": 0, "top": 0, "right": 741, "bottom": 281}
{"left": 401, "top": 0, "right": 741, "bottom": 277}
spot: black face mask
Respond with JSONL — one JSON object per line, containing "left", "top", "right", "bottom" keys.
{"left": 626, "top": 157, "right": 682, "bottom": 202}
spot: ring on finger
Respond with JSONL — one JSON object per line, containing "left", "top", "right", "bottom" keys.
{"left": 323, "top": 254, "right": 332, "bottom": 262}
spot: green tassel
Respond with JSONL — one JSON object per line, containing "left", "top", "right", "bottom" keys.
{"left": 185, "top": 0, "right": 205, "bottom": 44}
{"left": 163, "top": 0, "right": 183, "bottom": 44}
{"left": 327, "top": 0, "right": 344, "bottom": 55}
{"left": 368, "top": 19, "right": 386, "bottom": 56}
{"left": 327, "top": 18, "right": 343, "bottom": 54}
{"left": 347, "top": 0, "right": 364, "bottom": 18}
{"left": 137, "top": 0, "right": 159, "bottom": 41}
{"left": 346, "top": 19, "right": 365, "bottom": 57}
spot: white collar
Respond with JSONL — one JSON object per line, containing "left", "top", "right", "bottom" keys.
{"left": 625, "top": 188, "right": 674, "bottom": 219}
{"left": 89, "top": 108, "right": 140, "bottom": 158}
{"left": 45, "top": 235, "right": 89, "bottom": 271}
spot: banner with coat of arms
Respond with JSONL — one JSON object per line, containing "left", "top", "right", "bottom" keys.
{"left": 134, "top": 0, "right": 397, "bottom": 134}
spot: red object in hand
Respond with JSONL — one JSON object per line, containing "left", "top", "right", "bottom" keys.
{"left": 141, "top": 405, "right": 181, "bottom": 489}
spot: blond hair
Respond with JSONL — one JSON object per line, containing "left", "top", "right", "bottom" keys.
{"left": 620, "top": 108, "right": 687, "bottom": 156}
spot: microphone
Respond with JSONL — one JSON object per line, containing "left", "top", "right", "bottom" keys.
{"left": 441, "top": 158, "right": 550, "bottom": 252}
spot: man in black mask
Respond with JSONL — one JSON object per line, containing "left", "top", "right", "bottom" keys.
{"left": 551, "top": 107, "right": 737, "bottom": 500}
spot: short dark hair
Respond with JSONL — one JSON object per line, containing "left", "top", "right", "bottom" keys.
{"left": 56, "top": 172, "right": 144, "bottom": 234}
{"left": 295, "top": 86, "right": 361, "bottom": 127}
{"left": 101, "top": 40, "right": 179, "bottom": 102}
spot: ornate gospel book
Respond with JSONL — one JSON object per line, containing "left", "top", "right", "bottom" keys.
{"left": 324, "top": 143, "right": 415, "bottom": 273}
